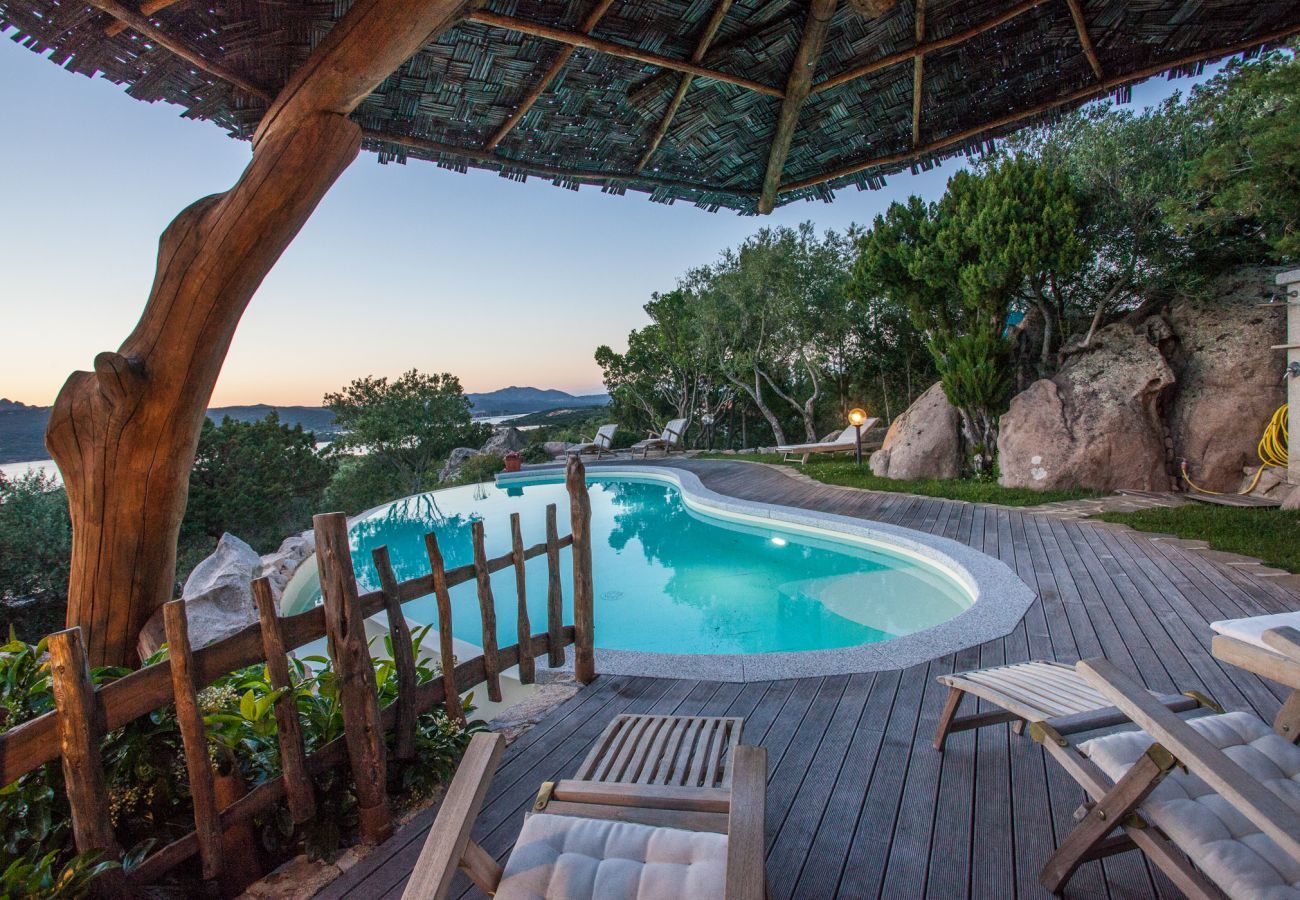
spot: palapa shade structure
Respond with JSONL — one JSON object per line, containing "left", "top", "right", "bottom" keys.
{"left": 2, "top": 0, "right": 1298, "bottom": 664}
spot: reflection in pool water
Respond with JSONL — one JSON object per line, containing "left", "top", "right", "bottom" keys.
{"left": 285, "top": 475, "right": 972, "bottom": 655}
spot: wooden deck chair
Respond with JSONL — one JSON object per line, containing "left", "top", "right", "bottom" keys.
{"left": 568, "top": 423, "right": 618, "bottom": 459}
{"left": 777, "top": 419, "right": 879, "bottom": 464}
{"left": 1030, "top": 650, "right": 1300, "bottom": 899}
{"left": 1211, "top": 611, "right": 1300, "bottom": 743}
{"left": 932, "top": 660, "right": 1212, "bottom": 751}
{"left": 632, "top": 418, "right": 687, "bottom": 459}
{"left": 401, "top": 731, "right": 768, "bottom": 900}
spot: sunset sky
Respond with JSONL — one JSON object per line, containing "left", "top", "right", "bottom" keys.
{"left": 0, "top": 39, "right": 1211, "bottom": 407}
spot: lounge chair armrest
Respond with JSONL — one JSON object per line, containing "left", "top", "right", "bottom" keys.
{"left": 1262, "top": 626, "right": 1300, "bottom": 664}
{"left": 402, "top": 732, "right": 506, "bottom": 900}
{"left": 1077, "top": 658, "right": 1300, "bottom": 861}
{"left": 725, "top": 745, "right": 767, "bottom": 900}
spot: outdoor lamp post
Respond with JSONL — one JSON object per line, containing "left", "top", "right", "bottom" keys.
{"left": 848, "top": 408, "right": 868, "bottom": 467}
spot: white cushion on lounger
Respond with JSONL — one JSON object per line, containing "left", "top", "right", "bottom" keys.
{"left": 495, "top": 813, "right": 727, "bottom": 900}
{"left": 1080, "top": 712, "right": 1300, "bottom": 899}
{"left": 1211, "top": 612, "right": 1300, "bottom": 650}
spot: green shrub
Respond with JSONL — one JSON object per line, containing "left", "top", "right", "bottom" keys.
{"left": 0, "top": 628, "right": 482, "bottom": 887}
{"left": 452, "top": 453, "right": 505, "bottom": 485}
{"left": 520, "top": 445, "right": 553, "bottom": 464}
{"left": 0, "top": 473, "right": 71, "bottom": 640}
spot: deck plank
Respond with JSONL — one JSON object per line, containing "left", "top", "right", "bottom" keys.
{"left": 320, "top": 460, "right": 1299, "bottom": 900}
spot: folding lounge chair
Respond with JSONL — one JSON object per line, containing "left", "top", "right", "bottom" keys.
{"left": 1030, "top": 641, "right": 1300, "bottom": 899}
{"left": 1210, "top": 610, "right": 1300, "bottom": 743}
{"left": 401, "top": 725, "right": 767, "bottom": 900}
{"left": 632, "top": 418, "right": 687, "bottom": 459}
{"left": 932, "top": 659, "right": 1212, "bottom": 751}
{"left": 568, "top": 423, "right": 618, "bottom": 459}
{"left": 777, "top": 419, "right": 880, "bottom": 464}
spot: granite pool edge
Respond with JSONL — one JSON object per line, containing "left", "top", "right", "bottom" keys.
{"left": 497, "top": 464, "right": 1036, "bottom": 682}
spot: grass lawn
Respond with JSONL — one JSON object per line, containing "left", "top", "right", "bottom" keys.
{"left": 693, "top": 453, "right": 1099, "bottom": 507}
{"left": 1100, "top": 504, "right": 1300, "bottom": 573}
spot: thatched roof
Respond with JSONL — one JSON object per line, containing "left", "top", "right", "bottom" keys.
{"left": 3, "top": 0, "right": 1298, "bottom": 213}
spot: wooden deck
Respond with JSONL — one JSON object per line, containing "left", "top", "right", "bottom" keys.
{"left": 317, "top": 460, "right": 1298, "bottom": 900}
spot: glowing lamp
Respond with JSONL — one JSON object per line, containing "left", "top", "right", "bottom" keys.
{"left": 847, "top": 407, "right": 869, "bottom": 466}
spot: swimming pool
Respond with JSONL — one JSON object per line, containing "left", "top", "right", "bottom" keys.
{"left": 281, "top": 468, "right": 1003, "bottom": 664}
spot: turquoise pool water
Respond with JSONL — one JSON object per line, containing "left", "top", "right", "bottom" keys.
{"left": 290, "top": 474, "right": 972, "bottom": 655}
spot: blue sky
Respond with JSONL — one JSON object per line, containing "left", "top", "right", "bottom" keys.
{"left": 0, "top": 37, "right": 1211, "bottom": 406}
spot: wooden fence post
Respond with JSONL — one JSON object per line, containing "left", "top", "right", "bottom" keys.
{"left": 314, "top": 512, "right": 393, "bottom": 844}
{"left": 544, "top": 503, "right": 565, "bottom": 668}
{"left": 47, "top": 627, "right": 120, "bottom": 868}
{"left": 162, "top": 601, "right": 224, "bottom": 885}
{"left": 565, "top": 455, "right": 596, "bottom": 683}
{"left": 510, "top": 513, "right": 535, "bottom": 684}
{"left": 372, "top": 546, "right": 418, "bottom": 760}
{"left": 423, "top": 533, "right": 465, "bottom": 724}
{"left": 251, "top": 578, "right": 317, "bottom": 824}
{"left": 470, "top": 521, "right": 502, "bottom": 702}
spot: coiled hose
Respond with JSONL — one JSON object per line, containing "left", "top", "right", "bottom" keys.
{"left": 1181, "top": 404, "right": 1289, "bottom": 495}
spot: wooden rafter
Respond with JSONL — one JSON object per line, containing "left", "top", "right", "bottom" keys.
{"left": 1064, "top": 0, "right": 1104, "bottom": 79}
{"left": 813, "top": 0, "right": 1050, "bottom": 94}
{"left": 780, "top": 20, "right": 1300, "bottom": 195}
{"left": 627, "top": 5, "right": 802, "bottom": 104}
{"left": 365, "top": 129, "right": 742, "bottom": 196}
{"left": 105, "top": 0, "right": 184, "bottom": 37}
{"left": 635, "top": 0, "right": 733, "bottom": 173}
{"left": 757, "top": 0, "right": 837, "bottom": 214}
{"left": 87, "top": 0, "right": 272, "bottom": 99}
{"left": 911, "top": 0, "right": 925, "bottom": 148}
{"left": 483, "top": 0, "right": 619, "bottom": 152}
{"left": 465, "top": 9, "right": 783, "bottom": 98}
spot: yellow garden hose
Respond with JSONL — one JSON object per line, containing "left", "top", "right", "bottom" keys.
{"left": 1181, "top": 404, "right": 1288, "bottom": 495}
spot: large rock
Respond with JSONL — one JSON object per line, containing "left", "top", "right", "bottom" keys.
{"left": 439, "top": 447, "right": 479, "bottom": 483}
{"left": 481, "top": 427, "right": 528, "bottom": 456}
{"left": 999, "top": 318, "right": 1175, "bottom": 492}
{"left": 542, "top": 440, "right": 574, "bottom": 457}
{"left": 138, "top": 533, "right": 261, "bottom": 657}
{"left": 258, "top": 531, "right": 315, "bottom": 599}
{"left": 1165, "top": 266, "right": 1287, "bottom": 492}
{"left": 869, "top": 382, "right": 962, "bottom": 480}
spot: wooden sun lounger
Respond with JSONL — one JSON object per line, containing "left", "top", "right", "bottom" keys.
{"left": 778, "top": 419, "right": 879, "bottom": 464}
{"left": 632, "top": 418, "right": 687, "bottom": 459}
{"left": 1031, "top": 649, "right": 1300, "bottom": 898}
{"left": 932, "top": 660, "right": 1211, "bottom": 750}
{"left": 1211, "top": 613, "right": 1300, "bottom": 743}
{"left": 402, "top": 717, "right": 766, "bottom": 900}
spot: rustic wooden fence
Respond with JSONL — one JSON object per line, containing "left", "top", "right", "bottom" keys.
{"left": 0, "top": 456, "right": 596, "bottom": 890}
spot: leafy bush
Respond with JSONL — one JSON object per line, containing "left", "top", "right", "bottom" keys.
{"left": 0, "top": 473, "right": 71, "bottom": 640}
{"left": 323, "top": 454, "right": 413, "bottom": 517}
{"left": 0, "top": 627, "right": 482, "bottom": 890}
{"left": 183, "top": 414, "right": 334, "bottom": 555}
{"left": 452, "top": 453, "right": 505, "bottom": 485}
{"left": 520, "top": 445, "right": 553, "bottom": 464}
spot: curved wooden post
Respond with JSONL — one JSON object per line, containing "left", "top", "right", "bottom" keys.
{"left": 565, "top": 455, "right": 595, "bottom": 683}
{"left": 46, "top": 0, "right": 475, "bottom": 667}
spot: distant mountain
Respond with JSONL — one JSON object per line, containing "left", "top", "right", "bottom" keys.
{"left": 0, "top": 390, "right": 608, "bottom": 463}
{"left": 467, "top": 387, "right": 608, "bottom": 417}
{"left": 0, "top": 403, "right": 51, "bottom": 464}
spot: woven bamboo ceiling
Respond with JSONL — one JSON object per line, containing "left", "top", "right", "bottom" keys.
{"left": 3, "top": 0, "right": 1298, "bottom": 213}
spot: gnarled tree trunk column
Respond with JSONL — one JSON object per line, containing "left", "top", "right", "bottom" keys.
{"left": 48, "top": 0, "right": 473, "bottom": 666}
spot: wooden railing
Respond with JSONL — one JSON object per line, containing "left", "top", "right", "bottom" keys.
{"left": 0, "top": 456, "right": 596, "bottom": 889}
